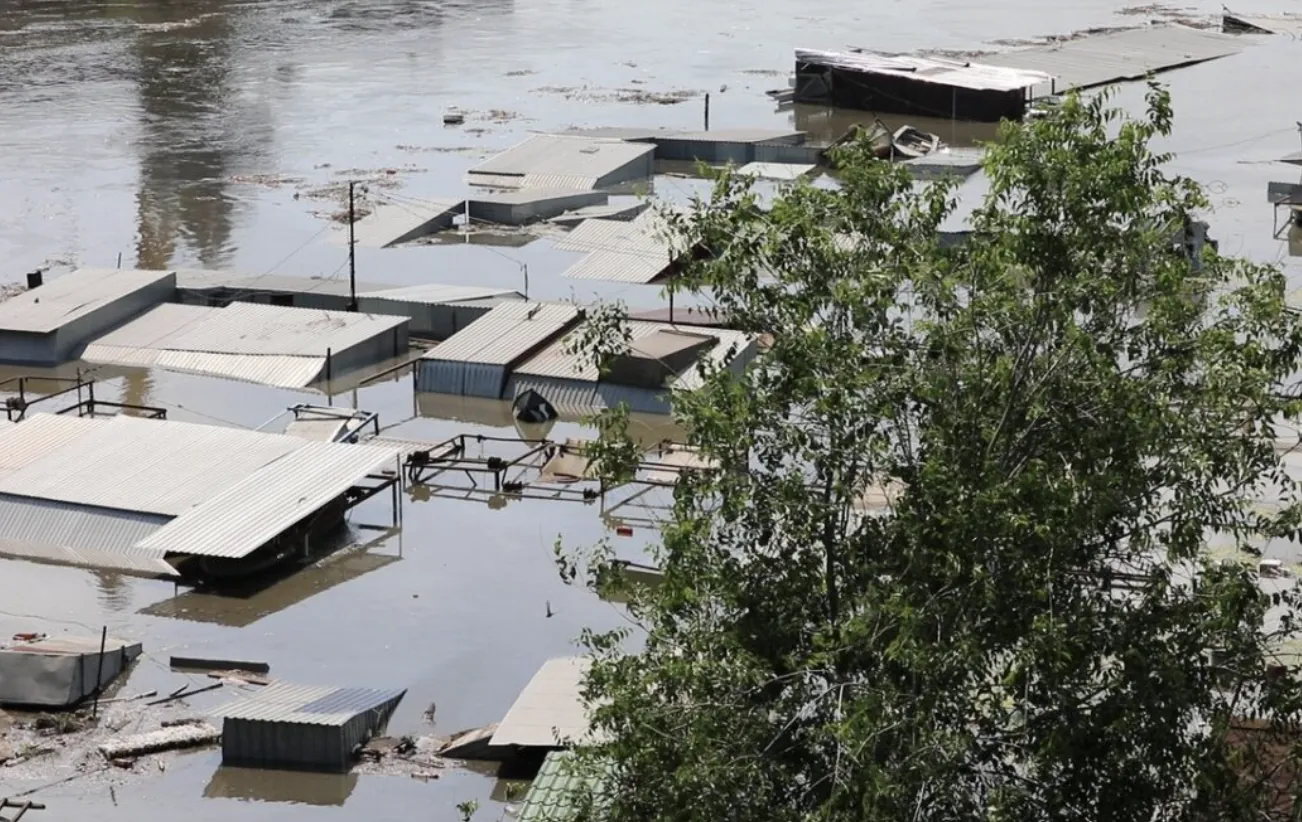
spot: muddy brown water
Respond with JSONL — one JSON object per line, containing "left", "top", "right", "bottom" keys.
{"left": 1, "top": 0, "right": 1301, "bottom": 818}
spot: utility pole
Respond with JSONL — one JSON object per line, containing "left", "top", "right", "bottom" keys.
{"left": 347, "top": 180, "right": 358, "bottom": 311}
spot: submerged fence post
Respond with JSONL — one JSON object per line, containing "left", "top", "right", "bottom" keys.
{"left": 91, "top": 625, "right": 107, "bottom": 719}
{"left": 704, "top": 93, "right": 710, "bottom": 131}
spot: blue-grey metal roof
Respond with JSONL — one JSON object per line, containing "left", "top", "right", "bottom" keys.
{"left": 974, "top": 25, "right": 1244, "bottom": 92}
{"left": 215, "top": 682, "right": 407, "bottom": 727}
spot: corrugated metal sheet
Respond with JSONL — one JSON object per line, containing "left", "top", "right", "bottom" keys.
{"left": 153, "top": 350, "right": 327, "bottom": 388}
{"left": 81, "top": 303, "right": 213, "bottom": 350}
{"left": 358, "top": 284, "right": 519, "bottom": 304}
{"left": 563, "top": 249, "right": 673, "bottom": 284}
{"left": 737, "top": 162, "right": 817, "bottom": 180}
{"left": 423, "top": 302, "right": 581, "bottom": 366}
{"left": 0, "top": 414, "right": 307, "bottom": 516}
{"left": 503, "top": 376, "right": 598, "bottom": 417}
{"left": 977, "top": 25, "right": 1244, "bottom": 92}
{"left": 0, "top": 414, "right": 106, "bottom": 480}
{"left": 491, "top": 657, "right": 600, "bottom": 748}
{"left": 0, "top": 495, "right": 177, "bottom": 578}
{"left": 521, "top": 173, "right": 601, "bottom": 190}
{"left": 514, "top": 320, "right": 714, "bottom": 382}
{"left": 176, "top": 270, "right": 399, "bottom": 297}
{"left": 0, "top": 268, "right": 176, "bottom": 334}
{"left": 350, "top": 200, "right": 461, "bottom": 248}
{"left": 469, "top": 135, "right": 655, "bottom": 185}
{"left": 166, "top": 302, "right": 407, "bottom": 358}
{"left": 798, "top": 48, "right": 1051, "bottom": 92}
{"left": 217, "top": 682, "right": 406, "bottom": 726}
{"left": 136, "top": 441, "right": 400, "bottom": 559}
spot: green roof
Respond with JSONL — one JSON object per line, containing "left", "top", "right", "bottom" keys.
{"left": 516, "top": 750, "right": 608, "bottom": 822}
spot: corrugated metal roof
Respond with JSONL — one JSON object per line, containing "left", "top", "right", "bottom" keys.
{"left": 136, "top": 440, "right": 400, "bottom": 559}
{"left": 0, "top": 414, "right": 106, "bottom": 480}
{"left": 0, "top": 415, "right": 307, "bottom": 516}
{"left": 175, "top": 271, "right": 396, "bottom": 297}
{"left": 466, "top": 172, "right": 526, "bottom": 189}
{"left": 976, "top": 25, "right": 1244, "bottom": 92}
{"left": 215, "top": 682, "right": 407, "bottom": 726}
{"left": 423, "top": 302, "right": 580, "bottom": 366}
{"left": 152, "top": 350, "right": 327, "bottom": 389}
{"left": 491, "top": 656, "right": 601, "bottom": 748}
{"left": 798, "top": 48, "right": 1051, "bottom": 92}
{"left": 0, "top": 268, "right": 175, "bottom": 334}
{"left": 563, "top": 249, "right": 673, "bottom": 284}
{"left": 359, "top": 284, "right": 521, "bottom": 304}
{"left": 469, "top": 135, "right": 655, "bottom": 181}
{"left": 81, "top": 303, "right": 214, "bottom": 363}
{"left": 737, "top": 162, "right": 817, "bottom": 180}
{"left": 520, "top": 173, "right": 601, "bottom": 190}
{"left": 350, "top": 200, "right": 462, "bottom": 248}
{"left": 165, "top": 302, "right": 407, "bottom": 357}
{"left": 0, "top": 494, "right": 176, "bottom": 578}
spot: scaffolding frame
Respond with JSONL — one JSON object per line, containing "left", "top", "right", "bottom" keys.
{"left": 1, "top": 374, "right": 166, "bottom": 422}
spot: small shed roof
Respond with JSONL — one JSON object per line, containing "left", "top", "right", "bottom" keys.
{"left": 555, "top": 210, "right": 679, "bottom": 284}
{"left": 215, "top": 682, "right": 407, "bottom": 727}
{"left": 514, "top": 320, "right": 751, "bottom": 385}
{"left": 422, "top": 302, "right": 581, "bottom": 366}
{"left": 491, "top": 656, "right": 599, "bottom": 748}
{"left": 469, "top": 135, "right": 655, "bottom": 186}
{"left": 166, "top": 302, "right": 406, "bottom": 357}
{"left": 797, "top": 48, "right": 1051, "bottom": 92}
{"left": 0, "top": 268, "right": 175, "bottom": 334}
{"left": 135, "top": 440, "right": 399, "bottom": 559}
{"left": 0, "top": 414, "right": 107, "bottom": 480}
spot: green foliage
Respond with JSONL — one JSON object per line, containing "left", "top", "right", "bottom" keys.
{"left": 559, "top": 85, "right": 1302, "bottom": 822}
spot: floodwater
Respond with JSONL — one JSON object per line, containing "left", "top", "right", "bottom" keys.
{"left": 1, "top": 0, "right": 1302, "bottom": 818}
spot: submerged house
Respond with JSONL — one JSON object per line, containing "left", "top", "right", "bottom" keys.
{"left": 0, "top": 413, "right": 399, "bottom": 580}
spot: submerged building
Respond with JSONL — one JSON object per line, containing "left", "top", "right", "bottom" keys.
{"left": 0, "top": 413, "right": 399, "bottom": 579}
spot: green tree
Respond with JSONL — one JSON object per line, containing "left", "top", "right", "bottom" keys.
{"left": 558, "top": 85, "right": 1302, "bottom": 822}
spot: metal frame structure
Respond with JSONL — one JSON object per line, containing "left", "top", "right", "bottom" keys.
{"left": 394, "top": 433, "right": 712, "bottom": 529}
{"left": 1, "top": 374, "right": 167, "bottom": 422}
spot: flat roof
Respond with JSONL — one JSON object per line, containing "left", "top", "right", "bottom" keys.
{"left": 797, "top": 48, "right": 1051, "bottom": 92}
{"left": 469, "top": 135, "right": 656, "bottom": 186}
{"left": 0, "top": 268, "right": 175, "bottom": 334}
{"left": 423, "top": 302, "right": 581, "bottom": 366}
{"left": 215, "top": 682, "right": 407, "bottom": 727}
{"left": 136, "top": 440, "right": 399, "bottom": 559}
{"left": 360, "top": 284, "right": 522, "bottom": 304}
{"left": 515, "top": 320, "right": 754, "bottom": 386}
{"left": 976, "top": 25, "right": 1243, "bottom": 92}
{"left": 82, "top": 302, "right": 409, "bottom": 388}
{"left": 0, "top": 414, "right": 307, "bottom": 516}
{"left": 490, "top": 657, "right": 600, "bottom": 748}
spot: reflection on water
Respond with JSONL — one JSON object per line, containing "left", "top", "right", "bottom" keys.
{"left": 205, "top": 765, "right": 359, "bottom": 806}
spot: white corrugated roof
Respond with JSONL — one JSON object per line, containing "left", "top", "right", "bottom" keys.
{"left": 555, "top": 210, "right": 679, "bottom": 284}
{"left": 0, "top": 415, "right": 307, "bottom": 516}
{"left": 360, "top": 284, "right": 521, "bottom": 304}
{"left": 490, "top": 657, "right": 601, "bottom": 748}
{"left": 0, "top": 414, "right": 107, "bottom": 480}
{"left": 423, "top": 302, "right": 580, "bottom": 366}
{"left": 153, "top": 350, "right": 327, "bottom": 389}
{"left": 563, "top": 249, "right": 673, "bottom": 284}
{"left": 797, "top": 48, "right": 1052, "bottom": 92}
{"left": 0, "top": 268, "right": 175, "bottom": 334}
{"left": 469, "top": 135, "right": 654, "bottom": 181}
{"left": 0, "top": 494, "right": 176, "bottom": 578}
{"left": 81, "top": 303, "right": 213, "bottom": 365}
{"left": 136, "top": 440, "right": 399, "bottom": 559}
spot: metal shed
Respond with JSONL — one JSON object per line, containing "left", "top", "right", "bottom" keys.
{"left": 356, "top": 284, "right": 524, "bottom": 339}
{"left": 216, "top": 682, "right": 407, "bottom": 772}
{"left": 651, "top": 129, "right": 808, "bottom": 164}
{"left": 415, "top": 302, "right": 582, "bottom": 398}
{"left": 467, "top": 188, "right": 609, "bottom": 226}
{"left": 0, "top": 268, "right": 176, "bottom": 365}
{"left": 467, "top": 135, "right": 656, "bottom": 189}
{"left": 81, "top": 301, "right": 411, "bottom": 388}
{"left": 0, "top": 635, "right": 142, "bottom": 708}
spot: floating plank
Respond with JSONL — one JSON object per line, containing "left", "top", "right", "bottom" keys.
{"left": 170, "top": 656, "right": 271, "bottom": 675}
